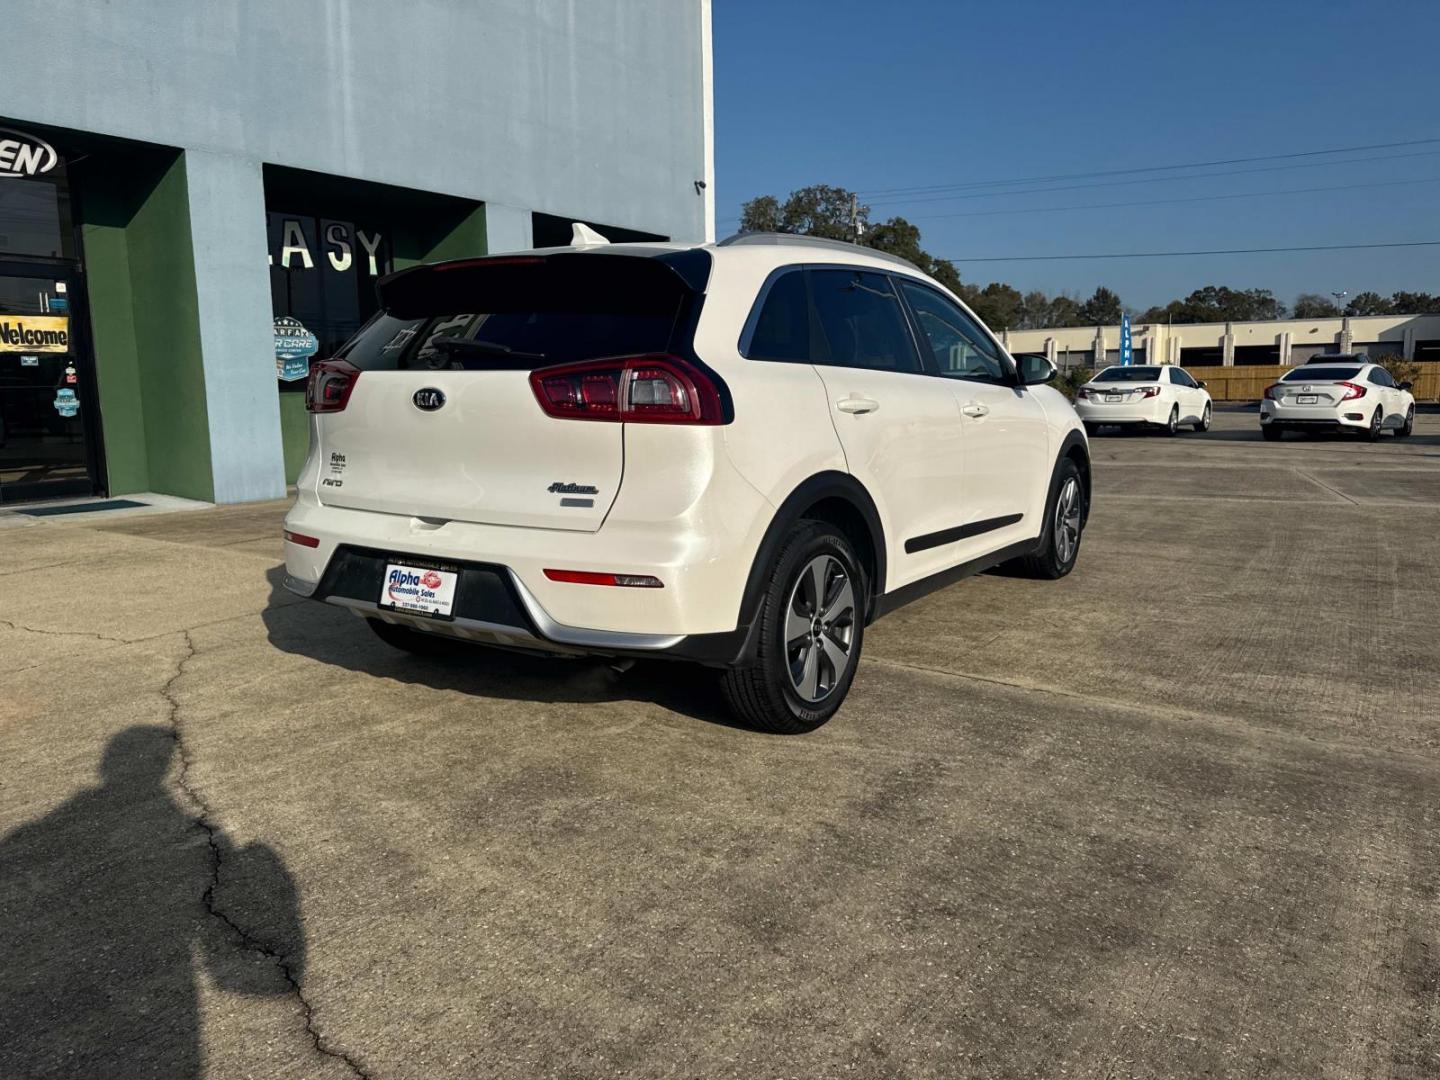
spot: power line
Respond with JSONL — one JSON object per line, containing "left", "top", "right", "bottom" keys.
{"left": 866, "top": 149, "right": 1440, "bottom": 208}
{"left": 939, "top": 240, "right": 1440, "bottom": 263}
{"left": 854, "top": 136, "right": 1440, "bottom": 198}
{"left": 906, "top": 175, "right": 1440, "bottom": 222}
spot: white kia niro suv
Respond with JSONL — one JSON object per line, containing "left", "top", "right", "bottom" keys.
{"left": 282, "top": 230, "right": 1091, "bottom": 733}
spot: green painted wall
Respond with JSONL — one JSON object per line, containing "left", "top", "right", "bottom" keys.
{"left": 80, "top": 195, "right": 147, "bottom": 494}
{"left": 127, "top": 157, "right": 212, "bottom": 501}
{"left": 279, "top": 392, "right": 310, "bottom": 482}
{"left": 77, "top": 149, "right": 213, "bottom": 501}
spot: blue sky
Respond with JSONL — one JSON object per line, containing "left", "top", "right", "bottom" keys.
{"left": 712, "top": 0, "right": 1440, "bottom": 311}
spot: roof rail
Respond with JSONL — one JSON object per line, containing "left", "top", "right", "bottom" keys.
{"left": 716, "top": 231, "right": 921, "bottom": 273}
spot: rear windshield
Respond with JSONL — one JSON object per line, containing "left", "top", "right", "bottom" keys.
{"left": 1093, "top": 366, "right": 1161, "bottom": 382}
{"left": 1283, "top": 367, "right": 1359, "bottom": 382}
{"left": 339, "top": 253, "right": 696, "bottom": 370}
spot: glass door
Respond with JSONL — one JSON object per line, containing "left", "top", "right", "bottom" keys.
{"left": 0, "top": 263, "right": 103, "bottom": 503}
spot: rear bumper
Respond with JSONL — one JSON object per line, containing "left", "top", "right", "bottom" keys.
{"left": 1259, "top": 402, "right": 1366, "bottom": 428}
{"left": 1074, "top": 399, "right": 1168, "bottom": 425}
{"left": 283, "top": 543, "right": 749, "bottom": 664}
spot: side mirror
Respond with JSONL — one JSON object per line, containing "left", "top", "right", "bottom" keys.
{"left": 1399, "top": 380, "right": 1414, "bottom": 391}
{"left": 1196, "top": 380, "right": 1208, "bottom": 389}
{"left": 1014, "top": 353, "right": 1057, "bottom": 386}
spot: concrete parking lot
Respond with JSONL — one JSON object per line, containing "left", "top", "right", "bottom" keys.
{"left": 2, "top": 406, "right": 1438, "bottom": 1079}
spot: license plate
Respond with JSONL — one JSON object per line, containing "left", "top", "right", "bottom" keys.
{"left": 1297, "top": 394, "right": 1318, "bottom": 405}
{"left": 379, "top": 562, "right": 458, "bottom": 619}
{"left": 1105, "top": 394, "right": 1123, "bottom": 403}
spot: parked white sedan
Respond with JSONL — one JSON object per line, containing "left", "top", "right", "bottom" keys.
{"left": 1075, "top": 365, "right": 1212, "bottom": 436}
{"left": 1260, "top": 357, "right": 1416, "bottom": 441}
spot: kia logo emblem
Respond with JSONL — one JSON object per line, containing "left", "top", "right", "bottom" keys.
{"left": 413, "top": 388, "right": 446, "bottom": 411}
{"left": 0, "top": 128, "right": 59, "bottom": 179}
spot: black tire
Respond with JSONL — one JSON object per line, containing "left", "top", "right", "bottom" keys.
{"left": 1012, "top": 457, "right": 1086, "bottom": 580}
{"left": 1365, "top": 406, "right": 1383, "bottom": 442}
{"left": 1194, "top": 402, "right": 1211, "bottom": 432}
{"left": 1163, "top": 405, "right": 1179, "bottom": 436}
{"left": 720, "top": 520, "right": 865, "bottom": 734}
{"left": 1261, "top": 424, "right": 1283, "bottom": 442}
{"left": 367, "top": 617, "right": 477, "bottom": 658}
{"left": 1396, "top": 405, "right": 1414, "bottom": 438}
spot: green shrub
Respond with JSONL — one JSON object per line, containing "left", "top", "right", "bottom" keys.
{"left": 1054, "top": 365, "right": 1094, "bottom": 401}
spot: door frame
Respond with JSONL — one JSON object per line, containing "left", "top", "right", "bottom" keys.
{"left": 0, "top": 258, "right": 107, "bottom": 504}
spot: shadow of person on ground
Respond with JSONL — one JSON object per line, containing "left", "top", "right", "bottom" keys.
{"left": 260, "top": 566, "right": 742, "bottom": 728}
{"left": 0, "top": 726, "right": 306, "bottom": 1079}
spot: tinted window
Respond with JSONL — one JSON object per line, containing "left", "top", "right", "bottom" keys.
{"left": 1170, "top": 368, "right": 1194, "bottom": 387}
{"left": 1094, "top": 366, "right": 1162, "bottom": 382}
{"left": 897, "top": 280, "right": 1007, "bottom": 382}
{"left": 809, "top": 270, "right": 921, "bottom": 373}
{"left": 745, "top": 270, "right": 810, "bottom": 362}
{"left": 1368, "top": 368, "right": 1393, "bottom": 387}
{"left": 1282, "top": 367, "right": 1359, "bottom": 382}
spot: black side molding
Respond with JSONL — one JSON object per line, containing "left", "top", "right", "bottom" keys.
{"left": 873, "top": 538, "right": 1038, "bottom": 619}
{"left": 904, "top": 513, "right": 1023, "bottom": 555}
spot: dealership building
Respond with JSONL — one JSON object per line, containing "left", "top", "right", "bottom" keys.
{"left": 0, "top": 0, "right": 713, "bottom": 506}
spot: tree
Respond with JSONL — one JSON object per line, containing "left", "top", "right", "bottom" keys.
{"left": 1139, "top": 285, "right": 1285, "bottom": 324}
{"left": 739, "top": 184, "right": 963, "bottom": 294}
{"left": 1344, "top": 291, "right": 1395, "bottom": 316}
{"left": 967, "top": 282, "right": 1025, "bottom": 331}
{"left": 1388, "top": 291, "right": 1440, "bottom": 314}
{"left": 1293, "top": 293, "right": 1341, "bottom": 318}
{"left": 1077, "top": 286, "right": 1123, "bottom": 326}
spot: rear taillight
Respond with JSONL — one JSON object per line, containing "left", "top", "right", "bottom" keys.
{"left": 306, "top": 360, "right": 360, "bottom": 413}
{"left": 530, "top": 356, "right": 725, "bottom": 425}
{"left": 1075, "top": 387, "right": 1091, "bottom": 399}
{"left": 1338, "top": 381, "right": 1367, "bottom": 401}
{"left": 543, "top": 569, "right": 664, "bottom": 588}
{"left": 1134, "top": 386, "right": 1160, "bottom": 399}
{"left": 1263, "top": 384, "right": 1281, "bottom": 400}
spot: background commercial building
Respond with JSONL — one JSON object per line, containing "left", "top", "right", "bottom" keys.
{"left": 0, "top": 0, "right": 714, "bottom": 505}
{"left": 1004, "top": 313, "right": 1440, "bottom": 370}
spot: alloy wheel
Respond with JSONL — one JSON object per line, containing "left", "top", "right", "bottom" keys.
{"left": 785, "top": 554, "right": 856, "bottom": 703}
{"left": 1054, "top": 476, "right": 1082, "bottom": 565}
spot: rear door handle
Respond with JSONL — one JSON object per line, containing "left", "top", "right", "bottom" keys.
{"left": 836, "top": 396, "right": 879, "bottom": 415}
{"left": 961, "top": 403, "right": 989, "bottom": 418}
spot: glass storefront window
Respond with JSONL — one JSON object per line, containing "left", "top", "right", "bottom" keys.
{"left": 0, "top": 172, "right": 73, "bottom": 260}
{"left": 267, "top": 212, "right": 391, "bottom": 389}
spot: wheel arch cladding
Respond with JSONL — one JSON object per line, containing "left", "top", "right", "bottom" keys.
{"left": 738, "top": 471, "right": 887, "bottom": 631}
{"left": 1059, "top": 430, "right": 1092, "bottom": 524}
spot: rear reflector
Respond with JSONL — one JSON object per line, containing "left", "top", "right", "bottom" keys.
{"left": 283, "top": 529, "right": 320, "bottom": 548}
{"left": 543, "top": 569, "right": 664, "bottom": 588}
{"left": 531, "top": 355, "right": 725, "bottom": 425}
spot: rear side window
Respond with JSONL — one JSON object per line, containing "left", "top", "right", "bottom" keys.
{"left": 1169, "top": 368, "right": 1194, "bottom": 387}
{"left": 745, "top": 270, "right": 810, "bottom": 362}
{"left": 1368, "top": 368, "right": 1393, "bottom": 387}
{"left": 342, "top": 254, "right": 692, "bottom": 369}
{"left": 810, "top": 269, "right": 921, "bottom": 373}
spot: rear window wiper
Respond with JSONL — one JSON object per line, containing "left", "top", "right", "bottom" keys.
{"left": 430, "top": 338, "right": 547, "bottom": 362}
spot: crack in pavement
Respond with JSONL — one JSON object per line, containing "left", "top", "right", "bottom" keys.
{"left": 161, "top": 629, "right": 372, "bottom": 1080}
{"left": 0, "top": 618, "right": 131, "bottom": 645}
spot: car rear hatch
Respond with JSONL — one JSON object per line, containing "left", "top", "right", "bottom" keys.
{"left": 308, "top": 251, "right": 707, "bottom": 532}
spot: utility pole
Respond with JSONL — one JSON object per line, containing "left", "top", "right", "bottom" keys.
{"left": 850, "top": 193, "right": 864, "bottom": 242}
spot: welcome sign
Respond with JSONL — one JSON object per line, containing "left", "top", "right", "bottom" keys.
{"left": 0, "top": 315, "right": 69, "bottom": 353}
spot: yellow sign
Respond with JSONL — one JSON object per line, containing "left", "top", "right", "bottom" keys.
{"left": 0, "top": 315, "right": 70, "bottom": 353}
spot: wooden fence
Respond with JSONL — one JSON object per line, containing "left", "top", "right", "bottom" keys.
{"left": 1180, "top": 363, "right": 1440, "bottom": 402}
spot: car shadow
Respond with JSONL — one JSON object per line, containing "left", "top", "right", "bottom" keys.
{"left": 260, "top": 566, "right": 744, "bottom": 729}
